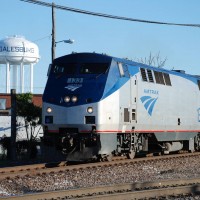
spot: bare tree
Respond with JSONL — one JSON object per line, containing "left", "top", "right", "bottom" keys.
{"left": 138, "top": 52, "right": 167, "bottom": 68}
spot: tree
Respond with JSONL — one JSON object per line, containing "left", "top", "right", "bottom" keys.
{"left": 16, "top": 93, "right": 42, "bottom": 159}
{"left": 137, "top": 52, "right": 167, "bottom": 68}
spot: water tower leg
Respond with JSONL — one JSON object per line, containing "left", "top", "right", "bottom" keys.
{"left": 30, "top": 63, "right": 34, "bottom": 93}
{"left": 6, "top": 63, "right": 10, "bottom": 93}
{"left": 13, "top": 65, "right": 18, "bottom": 92}
{"left": 20, "top": 63, "right": 24, "bottom": 93}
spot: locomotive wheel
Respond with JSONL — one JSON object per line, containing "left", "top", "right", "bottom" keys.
{"left": 127, "top": 150, "right": 135, "bottom": 159}
{"left": 97, "top": 154, "right": 113, "bottom": 162}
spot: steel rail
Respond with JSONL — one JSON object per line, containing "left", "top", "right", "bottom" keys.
{"left": 79, "top": 185, "right": 200, "bottom": 200}
{"left": 2, "top": 178, "right": 200, "bottom": 200}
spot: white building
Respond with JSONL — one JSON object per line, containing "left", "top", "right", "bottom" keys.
{"left": 0, "top": 115, "right": 43, "bottom": 140}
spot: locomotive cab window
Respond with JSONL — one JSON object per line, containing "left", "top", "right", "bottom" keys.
{"left": 54, "top": 63, "right": 77, "bottom": 74}
{"left": 117, "top": 62, "right": 130, "bottom": 77}
{"left": 80, "top": 63, "right": 109, "bottom": 74}
{"left": 54, "top": 65, "right": 64, "bottom": 73}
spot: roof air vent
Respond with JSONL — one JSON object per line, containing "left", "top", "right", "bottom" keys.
{"left": 172, "top": 70, "right": 185, "bottom": 74}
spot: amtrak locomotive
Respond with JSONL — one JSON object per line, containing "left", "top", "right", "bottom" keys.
{"left": 42, "top": 52, "right": 200, "bottom": 161}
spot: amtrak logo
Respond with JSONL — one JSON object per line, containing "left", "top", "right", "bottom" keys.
{"left": 140, "top": 96, "right": 158, "bottom": 116}
{"left": 65, "top": 84, "right": 82, "bottom": 91}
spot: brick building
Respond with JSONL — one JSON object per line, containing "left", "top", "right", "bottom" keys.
{"left": 0, "top": 93, "right": 43, "bottom": 139}
{"left": 0, "top": 93, "right": 42, "bottom": 110}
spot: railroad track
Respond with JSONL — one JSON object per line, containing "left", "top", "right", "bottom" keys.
{"left": 0, "top": 152, "right": 200, "bottom": 180}
{"left": 0, "top": 156, "right": 126, "bottom": 179}
{"left": 3, "top": 177, "right": 200, "bottom": 200}
{"left": 0, "top": 161, "right": 67, "bottom": 179}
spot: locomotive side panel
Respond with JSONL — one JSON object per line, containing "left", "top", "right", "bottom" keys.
{"left": 136, "top": 67, "right": 200, "bottom": 141}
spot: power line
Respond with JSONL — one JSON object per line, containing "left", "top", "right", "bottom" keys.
{"left": 33, "top": 34, "right": 51, "bottom": 42}
{"left": 20, "top": 0, "right": 200, "bottom": 28}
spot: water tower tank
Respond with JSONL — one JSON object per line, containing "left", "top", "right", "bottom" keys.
{"left": 0, "top": 36, "right": 40, "bottom": 93}
{"left": 0, "top": 35, "right": 39, "bottom": 64}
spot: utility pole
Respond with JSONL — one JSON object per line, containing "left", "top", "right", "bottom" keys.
{"left": 11, "top": 89, "right": 17, "bottom": 161}
{"left": 51, "top": 2, "right": 56, "bottom": 63}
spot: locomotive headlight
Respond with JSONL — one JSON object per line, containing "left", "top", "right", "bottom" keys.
{"left": 87, "top": 107, "right": 93, "bottom": 114}
{"left": 64, "top": 96, "right": 70, "bottom": 103}
{"left": 71, "top": 96, "right": 78, "bottom": 103}
{"left": 46, "top": 107, "right": 52, "bottom": 113}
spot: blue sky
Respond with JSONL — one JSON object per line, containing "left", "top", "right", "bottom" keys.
{"left": 0, "top": 0, "right": 200, "bottom": 94}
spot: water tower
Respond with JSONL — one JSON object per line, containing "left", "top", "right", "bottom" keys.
{"left": 0, "top": 35, "right": 40, "bottom": 93}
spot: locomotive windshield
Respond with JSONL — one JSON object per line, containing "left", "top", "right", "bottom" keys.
{"left": 80, "top": 63, "right": 109, "bottom": 74}
{"left": 54, "top": 63, "right": 77, "bottom": 74}
{"left": 53, "top": 63, "right": 109, "bottom": 75}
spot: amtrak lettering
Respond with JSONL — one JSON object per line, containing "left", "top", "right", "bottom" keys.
{"left": 144, "top": 89, "right": 159, "bottom": 95}
{"left": 0, "top": 46, "right": 34, "bottom": 53}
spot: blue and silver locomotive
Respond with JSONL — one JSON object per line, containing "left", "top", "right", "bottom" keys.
{"left": 42, "top": 52, "right": 200, "bottom": 161}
